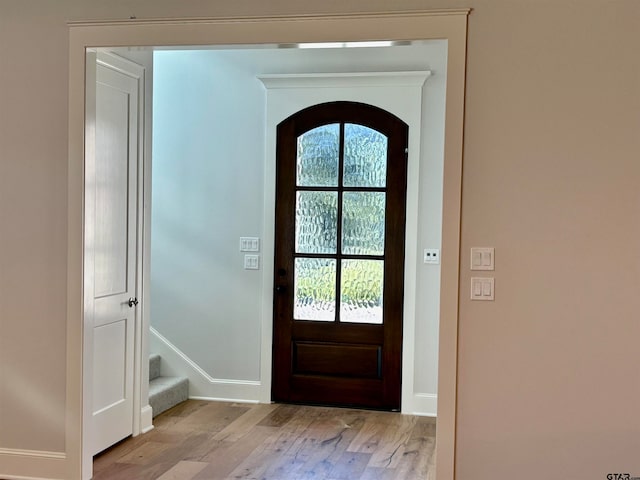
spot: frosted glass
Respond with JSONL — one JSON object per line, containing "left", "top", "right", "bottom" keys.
{"left": 294, "top": 258, "right": 337, "bottom": 321}
{"left": 340, "top": 260, "right": 384, "bottom": 324}
{"left": 296, "top": 191, "right": 338, "bottom": 254}
{"left": 342, "top": 192, "right": 386, "bottom": 255}
{"left": 297, "top": 124, "right": 340, "bottom": 187}
{"left": 343, "top": 123, "right": 387, "bottom": 188}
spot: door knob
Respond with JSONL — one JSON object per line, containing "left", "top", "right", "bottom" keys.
{"left": 275, "top": 285, "right": 286, "bottom": 293}
{"left": 128, "top": 297, "right": 139, "bottom": 307}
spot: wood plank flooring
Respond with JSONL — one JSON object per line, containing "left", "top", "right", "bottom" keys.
{"left": 93, "top": 400, "right": 436, "bottom": 480}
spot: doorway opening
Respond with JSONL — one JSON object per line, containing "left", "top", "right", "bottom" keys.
{"left": 143, "top": 41, "right": 445, "bottom": 414}
{"left": 69, "top": 11, "right": 468, "bottom": 480}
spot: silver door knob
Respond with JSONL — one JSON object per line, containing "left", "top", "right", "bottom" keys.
{"left": 128, "top": 297, "right": 139, "bottom": 307}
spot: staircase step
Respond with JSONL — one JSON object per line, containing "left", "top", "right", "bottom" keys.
{"left": 149, "top": 376, "right": 189, "bottom": 417}
{"left": 149, "top": 353, "right": 161, "bottom": 381}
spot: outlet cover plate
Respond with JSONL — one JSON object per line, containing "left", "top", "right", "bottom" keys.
{"left": 423, "top": 248, "right": 440, "bottom": 265}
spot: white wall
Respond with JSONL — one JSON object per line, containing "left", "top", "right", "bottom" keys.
{"left": 152, "top": 50, "right": 266, "bottom": 381}
{"left": 150, "top": 42, "right": 447, "bottom": 410}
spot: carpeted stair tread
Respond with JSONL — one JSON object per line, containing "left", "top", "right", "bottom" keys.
{"left": 149, "top": 375, "right": 189, "bottom": 417}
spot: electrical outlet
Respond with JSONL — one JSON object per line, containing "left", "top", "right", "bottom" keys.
{"left": 423, "top": 248, "right": 440, "bottom": 265}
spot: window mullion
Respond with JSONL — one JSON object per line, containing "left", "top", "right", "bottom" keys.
{"left": 335, "top": 123, "right": 345, "bottom": 323}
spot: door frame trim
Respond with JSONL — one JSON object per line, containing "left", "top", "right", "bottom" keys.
{"left": 259, "top": 73, "right": 431, "bottom": 412}
{"left": 68, "top": 10, "right": 468, "bottom": 480}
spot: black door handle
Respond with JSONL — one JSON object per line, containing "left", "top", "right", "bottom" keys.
{"left": 275, "top": 285, "right": 286, "bottom": 293}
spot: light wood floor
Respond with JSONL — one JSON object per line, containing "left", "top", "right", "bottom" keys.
{"left": 93, "top": 400, "right": 436, "bottom": 480}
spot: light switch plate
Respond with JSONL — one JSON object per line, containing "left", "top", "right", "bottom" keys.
{"left": 244, "top": 254, "right": 260, "bottom": 270}
{"left": 471, "top": 247, "right": 494, "bottom": 271}
{"left": 240, "top": 237, "right": 260, "bottom": 252}
{"left": 471, "top": 277, "right": 494, "bottom": 300}
{"left": 423, "top": 248, "right": 440, "bottom": 265}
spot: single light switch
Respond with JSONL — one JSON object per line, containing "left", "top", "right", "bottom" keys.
{"left": 472, "top": 278, "right": 482, "bottom": 297}
{"left": 471, "top": 277, "right": 494, "bottom": 301}
{"left": 471, "top": 247, "right": 494, "bottom": 271}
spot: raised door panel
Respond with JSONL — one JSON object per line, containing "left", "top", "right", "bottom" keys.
{"left": 95, "top": 82, "right": 131, "bottom": 298}
{"left": 93, "top": 319, "right": 128, "bottom": 413}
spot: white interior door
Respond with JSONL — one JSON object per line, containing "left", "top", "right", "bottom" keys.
{"left": 90, "top": 59, "right": 139, "bottom": 455}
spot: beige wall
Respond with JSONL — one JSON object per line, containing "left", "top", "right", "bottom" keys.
{"left": 457, "top": 1, "right": 640, "bottom": 478}
{"left": 0, "top": 0, "right": 638, "bottom": 478}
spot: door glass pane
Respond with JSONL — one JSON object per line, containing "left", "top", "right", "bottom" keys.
{"left": 294, "top": 258, "right": 337, "bottom": 321}
{"left": 343, "top": 123, "right": 387, "bottom": 188}
{"left": 340, "top": 259, "right": 384, "bottom": 324}
{"left": 296, "top": 191, "right": 338, "bottom": 254}
{"left": 342, "top": 192, "right": 386, "bottom": 255}
{"left": 297, "top": 124, "right": 340, "bottom": 187}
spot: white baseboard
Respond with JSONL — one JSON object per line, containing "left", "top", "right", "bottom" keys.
{"left": 140, "top": 405, "right": 154, "bottom": 434}
{"left": 150, "top": 327, "right": 262, "bottom": 403}
{"left": 0, "top": 449, "right": 67, "bottom": 480}
{"left": 0, "top": 449, "right": 65, "bottom": 460}
{"left": 190, "top": 396, "right": 260, "bottom": 404}
{"left": 0, "top": 476, "right": 59, "bottom": 480}
{"left": 0, "top": 476, "right": 58, "bottom": 480}
{"left": 410, "top": 393, "right": 437, "bottom": 417}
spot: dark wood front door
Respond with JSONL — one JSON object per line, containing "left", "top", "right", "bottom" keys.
{"left": 272, "top": 101, "right": 409, "bottom": 410}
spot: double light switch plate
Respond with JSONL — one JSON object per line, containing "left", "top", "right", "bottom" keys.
{"left": 470, "top": 277, "right": 494, "bottom": 300}
{"left": 471, "top": 247, "right": 495, "bottom": 301}
{"left": 470, "top": 247, "right": 494, "bottom": 270}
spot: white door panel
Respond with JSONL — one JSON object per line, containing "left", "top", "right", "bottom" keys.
{"left": 93, "top": 320, "right": 128, "bottom": 412}
{"left": 95, "top": 81, "right": 131, "bottom": 298}
{"left": 91, "top": 59, "right": 139, "bottom": 455}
